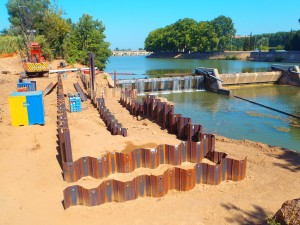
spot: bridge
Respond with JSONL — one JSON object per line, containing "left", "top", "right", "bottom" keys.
{"left": 112, "top": 50, "right": 152, "bottom": 56}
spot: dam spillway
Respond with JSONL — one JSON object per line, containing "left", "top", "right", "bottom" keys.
{"left": 116, "top": 76, "right": 205, "bottom": 95}
{"left": 115, "top": 71, "right": 282, "bottom": 95}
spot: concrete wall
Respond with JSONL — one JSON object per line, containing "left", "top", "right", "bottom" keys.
{"left": 219, "top": 71, "right": 281, "bottom": 86}
{"left": 250, "top": 51, "right": 300, "bottom": 62}
{"left": 277, "top": 71, "right": 300, "bottom": 87}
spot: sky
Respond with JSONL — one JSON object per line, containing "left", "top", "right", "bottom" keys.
{"left": 0, "top": 0, "right": 300, "bottom": 50}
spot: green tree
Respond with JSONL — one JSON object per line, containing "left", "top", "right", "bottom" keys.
{"left": 291, "top": 30, "right": 300, "bottom": 50}
{"left": 243, "top": 36, "right": 251, "bottom": 51}
{"left": 211, "top": 16, "right": 236, "bottom": 51}
{"left": 63, "top": 14, "right": 111, "bottom": 70}
{"left": 192, "top": 21, "right": 218, "bottom": 52}
{"left": 172, "top": 18, "right": 198, "bottom": 52}
{"left": 249, "top": 33, "right": 255, "bottom": 50}
{"left": 6, "top": 0, "right": 50, "bottom": 34}
{"left": 285, "top": 30, "right": 294, "bottom": 50}
{"left": 145, "top": 28, "right": 166, "bottom": 52}
{"left": 231, "top": 37, "right": 244, "bottom": 51}
{"left": 256, "top": 37, "right": 269, "bottom": 50}
{"left": 145, "top": 16, "right": 235, "bottom": 53}
{"left": 40, "top": 6, "right": 70, "bottom": 57}
{"left": 34, "top": 35, "right": 53, "bottom": 60}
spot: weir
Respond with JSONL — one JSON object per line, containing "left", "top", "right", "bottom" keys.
{"left": 160, "top": 77, "right": 172, "bottom": 94}
{"left": 116, "top": 75, "right": 206, "bottom": 95}
{"left": 135, "top": 79, "right": 145, "bottom": 95}
{"left": 116, "top": 65, "right": 298, "bottom": 96}
{"left": 184, "top": 76, "right": 193, "bottom": 92}
{"left": 172, "top": 77, "right": 182, "bottom": 92}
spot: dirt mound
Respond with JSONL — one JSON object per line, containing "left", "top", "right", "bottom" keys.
{"left": 271, "top": 198, "right": 300, "bottom": 225}
{"left": 0, "top": 54, "right": 24, "bottom": 75}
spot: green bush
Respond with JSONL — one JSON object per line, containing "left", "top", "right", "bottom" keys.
{"left": 266, "top": 217, "right": 281, "bottom": 225}
{"left": 0, "top": 35, "right": 22, "bottom": 54}
{"left": 34, "top": 35, "right": 54, "bottom": 60}
{"left": 225, "top": 54, "right": 238, "bottom": 60}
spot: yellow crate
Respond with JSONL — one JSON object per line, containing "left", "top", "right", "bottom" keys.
{"left": 8, "top": 95, "right": 29, "bottom": 126}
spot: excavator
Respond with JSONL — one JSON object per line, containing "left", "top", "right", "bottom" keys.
{"left": 18, "top": 1, "right": 49, "bottom": 78}
{"left": 22, "top": 42, "right": 50, "bottom": 77}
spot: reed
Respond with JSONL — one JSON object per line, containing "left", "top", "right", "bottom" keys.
{"left": 0, "top": 35, "right": 23, "bottom": 54}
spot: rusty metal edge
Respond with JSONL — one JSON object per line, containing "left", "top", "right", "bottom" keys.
{"left": 43, "top": 81, "right": 57, "bottom": 96}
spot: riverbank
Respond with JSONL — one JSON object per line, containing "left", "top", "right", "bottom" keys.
{"left": 148, "top": 51, "right": 251, "bottom": 60}
{"left": 0, "top": 55, "right": 300, "bottom": 225}
{"left": 148, "top": 51, "right": 300, "bottom": 63}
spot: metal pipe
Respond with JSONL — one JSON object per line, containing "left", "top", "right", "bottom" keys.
{"left": 234, "top": 95, "right": 300, "bottom": 119}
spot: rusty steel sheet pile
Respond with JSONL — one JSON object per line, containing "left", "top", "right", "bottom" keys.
{"left": 43, "top": 81, "right": 57, "bottom": 96}
{"left": 63, "top": 136, "right": 217, "bottom": 182}
{"left": 96, "top": 98, "right": 127, "bottom": 136}
{"left": 63, "top": 154, "right": 247, "bottom": 208}
{"left": 73, "top": 82, "right": 88, "bottom": 101}
{"left": 78, "top": 73, "right": 128, "bottom": 136}
{"left": 57, "top": 80, "right": 247, "bottom": 209}
{"left": 120, "top": 91, "right": 207, "bottom": 142}
{"left": 57, "top": 75, "right": 73, "bottom": 163}
{"left": 56, "top": 74, "right": 74, "bottom": 178}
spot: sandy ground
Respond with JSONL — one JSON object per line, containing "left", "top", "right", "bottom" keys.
{"left": 0, "top": 55, "right": 299, "bottom": 225}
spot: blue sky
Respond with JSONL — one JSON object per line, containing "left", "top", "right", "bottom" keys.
{"left": 1, "top": 0, "right": 299, "bottom": 50}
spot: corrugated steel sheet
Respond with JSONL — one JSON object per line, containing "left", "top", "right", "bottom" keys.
{"left": 59, "top": 82, "right": 248, "bottom": 208}
{"left": 96, "top": 98, "right": 128, "bottom": 137}
{"left": 63, "top": 154, "right": 247, "bottom": 208}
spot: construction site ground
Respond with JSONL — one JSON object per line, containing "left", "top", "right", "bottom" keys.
{"left": 0, "top": 55, "right": 300, "bottom": 225}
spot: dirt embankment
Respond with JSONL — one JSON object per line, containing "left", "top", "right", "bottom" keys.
{"left": 0, "top": 55, "right": 299, "bottom": 225}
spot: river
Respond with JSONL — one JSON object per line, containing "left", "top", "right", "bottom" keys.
{"left": 105, "top": 56, "right": 300, "bottom": 152}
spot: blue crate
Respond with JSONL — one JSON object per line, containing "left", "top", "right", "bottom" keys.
{"left": 17, "top": 79, "right": 37, "bottom": 91}
{"left": 69, "top": 96, "right": 82, "bottom": 112}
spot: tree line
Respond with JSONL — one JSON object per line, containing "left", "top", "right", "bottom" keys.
{"left": 145, "top": 16, "right": 300, "bottom": 53}
{"left": 1, "top": 0, "right": 111, "bottom": 70}
{"left": 236, "top": 30, "right": 300, "bottom": 51}
{"left": 145, "top": 16, "right": 236, "bottom": 53}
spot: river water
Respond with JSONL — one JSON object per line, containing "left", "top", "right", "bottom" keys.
{"left": 105, "top": 56, "right": 300, "bottom": 152}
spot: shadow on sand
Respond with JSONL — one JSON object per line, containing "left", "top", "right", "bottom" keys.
{"left": 269, "top": 147, "right": 300, "bottom": 172}
{"left": 221, "top": 203, "right": 271, "bottom": 225}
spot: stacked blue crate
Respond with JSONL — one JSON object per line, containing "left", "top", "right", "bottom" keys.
{"left": 69, "top": 93, "right": 82, "bottom": 112}
{"left": 17, "top": 79, "right": 37, "bottom": 91}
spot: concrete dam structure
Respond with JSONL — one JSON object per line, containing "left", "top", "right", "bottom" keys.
{"left": 219, "top": 71, "right": 281, "bottom": 86}
{"left": 116, "top": 65, "right": 299, "bottom": 96}
{"left": 271, "top": 65, "right": 300, "bottom": 87}
{"left": 116, "top": 76, "right": 205, "bottom": 95}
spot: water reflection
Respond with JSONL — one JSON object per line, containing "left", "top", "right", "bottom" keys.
{"left": 157, "top": 86, "right": 300, "bottom": 152}
{"left": 106, "top": 56, "right": 295, "bottom": 80}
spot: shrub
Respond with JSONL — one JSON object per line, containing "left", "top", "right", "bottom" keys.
{"left": 0, "top": 35, "right": 22, "bottom": 54}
